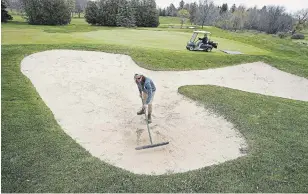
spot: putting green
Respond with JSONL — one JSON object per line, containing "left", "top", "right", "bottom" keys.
{"left": 78, "top": 29, "right": 269, "bottom": 55}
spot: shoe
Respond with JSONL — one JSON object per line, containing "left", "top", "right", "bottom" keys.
{"left": 147, "top": 114, "right": 152, "bottom": 123}
{"left": 137, "top": 108, "right": 145, "bottom": 115}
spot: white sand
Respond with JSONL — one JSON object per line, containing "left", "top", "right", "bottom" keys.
{"left": 21, "top": 50, "right": 308, "bottom": 175}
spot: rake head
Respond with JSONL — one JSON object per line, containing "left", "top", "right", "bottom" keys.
{"left": 135, "top": 141, "right": 169, "bottom": 150}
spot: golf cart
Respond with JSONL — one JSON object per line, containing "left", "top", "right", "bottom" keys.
{"left": 186, "top": 31, "right": 218, "bottom": 52}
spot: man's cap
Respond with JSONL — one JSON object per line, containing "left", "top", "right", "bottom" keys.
{"left": 134, "top": 74, "right": 142, "bottom": 79}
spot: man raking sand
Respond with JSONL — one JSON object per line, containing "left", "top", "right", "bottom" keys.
{"left": 134, "top": 74, "right": 170, "bottom": 150}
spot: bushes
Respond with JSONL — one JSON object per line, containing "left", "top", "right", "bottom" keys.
{"left": 84, "top": 0, "right": 159, "bottom": 27}
{"left": 277, "top": 32, "right": 288, "bottom": 39}
{"left": 274, "top": 32, "right": 305, "bottom": 40}
{"left": 116, "top": 0, "right": 136, "bottom": 27}
{"left": 291, "top": 33, "right": 305, "bottom": 39}
{"left": 22, "top": 0, "right": 71, "bottom": 25}
{"left": 84, "top": 1, "right": 98, "bottom": 25}
{"left": 1, "top": 0, "right": 13, "bottom": 22}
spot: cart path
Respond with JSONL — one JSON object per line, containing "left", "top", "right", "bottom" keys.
{"left": 21, "top": 50, "right": 308, "bottom": 175}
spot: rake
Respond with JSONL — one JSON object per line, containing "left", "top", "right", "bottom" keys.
{"left": 135, "top": 100, "right": 169, "bottom": 150}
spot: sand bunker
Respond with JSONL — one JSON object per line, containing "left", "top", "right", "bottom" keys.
{"left": 21, "top": 50, "right": 308, "bottom": 175}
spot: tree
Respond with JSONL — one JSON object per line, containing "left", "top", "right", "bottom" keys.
{"left": 166, "top": 3, "right": 177, "bottom": 16}
{"left": 189, "top": 2, "right": 197, "bottom": 25}
{"left": 161, "top": 8, "right": 166, "bottom": 16}
{"left": 158, "top": 8, "right": 162, "bottom": 16}
{"left": 244, "top": 6, "right": 259, "bottom": 30}
{"left": 277, "top": 13, "right": 294, "bottom": 33}
{"left": 158, "top": 7, "right": 167, "bottom": 16}
{"left": 66, "top": 0, "right": 75, "bottom": 17}
{"left": 75, "top": 0, "right": 88, "bottom": 18}
{"left": 257, "top": 6, "right": 267, "bottom": 32}
{"left": 183, "top": 3, "right": 190, "bottom": 10}
{"left": 143, "top": 0, "right": 159, "bottom": 27}
{"left": 230, "top": 3, "right": 236, "bottom": 13}
{"left": 22, "top": 0, "right": 71, "bottom": 25}
{"left": 214, "top": 11, "right": 232, "bottom": 30}
{"left": 116, "top": 0, "right": 136, "bottom": 27}
{"left": 220, "top": 3, "right": 228, "bottom": 14}
{"left": 85, "top": 0, "right": 121, "bottom": 26}
{"left": 135, "top": 0, "right": 159, "bottom": 27}
{"left": 84, "top": 0, "right": 98, "bottom": 25}
{"left": 196, "top": 0, "right": 219, "bottom": 28}
{"left": 85, "top": 0, "right": 158, "bottom": 27}
{"left": 211, "top": 2, "right": 293, "bottom": 34}
{"left": 130, "top": 0, "right": 141, "bottom": 25}
{"left": 102, "top": 0, "right": 121, "bottom": 26}
{"left": 178, "top": 8, "right": 190, "bottom": 28}
{"left": 230, "top": 5, "right": 247, "bottom": 31}
{"left": 179, "top": 0, "right": 184, "bottom": 10}
{"left": 5, "top": 0, "right": 23, "bottom": 14}
{"left": 1, "top": 0, "right": 13, "bottom": 22}
{"left": 294, "top": 8, "right": 308, "bottom": 31}
{"left": 265, "top": 6, "right": 289, "bottom": 34}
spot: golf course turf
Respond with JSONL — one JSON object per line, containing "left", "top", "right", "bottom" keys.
{"left": 1, "top": 15, "right": 308, "bottom": 193}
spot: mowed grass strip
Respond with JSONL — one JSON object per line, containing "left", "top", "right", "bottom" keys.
{"left": 2, "top": 44, "right": 308, "bottom": 192}
{"left": 1, "top": 44, "right": 263, "bottom": 71}
{"left": 4, "top": 43, "right": 308, "bottom": 79}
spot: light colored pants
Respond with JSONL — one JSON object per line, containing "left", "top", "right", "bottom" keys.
{"left": 142, "top": 91, "right": 155, "bottom": 114}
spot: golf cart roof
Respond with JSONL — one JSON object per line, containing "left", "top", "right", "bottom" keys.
{"left": 193, "top": 31, "right": 211, "bottom": 34}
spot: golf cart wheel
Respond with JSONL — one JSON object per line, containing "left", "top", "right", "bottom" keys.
{"left": 206, "top": 47, "right": 212, "bottom": 52}
{"left": 189, "top": 46, "right": 194, "bottom": 51}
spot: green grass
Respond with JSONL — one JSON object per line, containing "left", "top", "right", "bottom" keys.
{"left": 2, "top": 28, "right": 307, "bottom": 77}
{"left": 2, "top": 15, "right": 308, "bottom": 192}
{"left": 1, "top": 20, "right": 268, "bottom": 55}
{"left": 301, "top": 28, "right": 308, "bottom": 36}
{"left": 159, "top": 16, "right": 191, "bottom": 25}
{"left": 77, "top": 29, "right": 268, "bottom": 54}
{"left": 292, "top": 29, "right": 308, "bottom": 45}
{"left": 178, "top": 85, "right": 308, "bottom": 192}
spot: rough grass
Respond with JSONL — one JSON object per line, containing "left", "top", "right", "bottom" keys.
{"left": 158, "top": 16, "right": 191, "bottom": 25}
{"left": 2, "top": 15, "right": 308, "bottom": 193}
{"left": 0, "top": 44, "right": 262, "bottom": 71}
{"left": 178, "top": 86, "right": 308, "bottom": 193}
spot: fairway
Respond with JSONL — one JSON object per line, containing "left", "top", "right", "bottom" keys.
{"left": 2, "top": 8, "right": 308, "bottom": 193}
{"left": 2, "top": 22, "right": 269, "bottom": 55}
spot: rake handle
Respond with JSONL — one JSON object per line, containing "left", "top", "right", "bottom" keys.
{"left": 141, "top": 96, "right": 153, "bottom": 145}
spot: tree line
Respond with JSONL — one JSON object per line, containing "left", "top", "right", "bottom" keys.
{"left": 2, "top": 0, "right": 88, "bottom": 25}
{"left": 3, "top": 0, "right": 159, "bottom": 27}
{"left": 159, "top": 0, "right": 308, "bottom": 35}
{"left": 2, "top": 0, "right": 307, "bottom": 36}
{"left": 4, "top": 0, "right": 88, "bottom": 18}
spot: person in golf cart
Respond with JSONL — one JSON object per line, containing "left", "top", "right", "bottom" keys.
{"left": 197, "top": 34, "right": 209, "bottom": 48}
{"left": 134, "top": 74, "right": 156, "bottom": 123}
